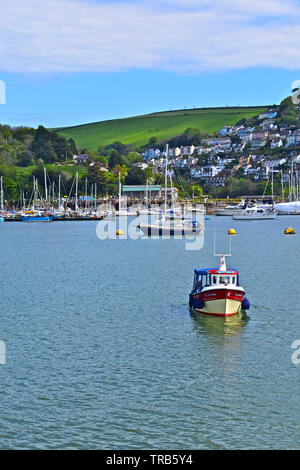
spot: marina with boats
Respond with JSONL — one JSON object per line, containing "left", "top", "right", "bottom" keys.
{"left": 2, "top": 146, "right": 300, "bottom": 223}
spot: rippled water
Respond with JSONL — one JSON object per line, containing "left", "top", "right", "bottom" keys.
{"left": 0, "top": 216, "right": 299, "bottom": 449}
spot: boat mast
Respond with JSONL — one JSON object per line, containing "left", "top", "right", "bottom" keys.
{"left": 145, "top": 179, "right": 148, "bottom": 208}
{"left": 85, "top": 177, "right": 88, "bottom": 211}
{"left": 0, "top": 176, "right": 3, "bottom": 211}
{"left": 271, "top": 163, "right": 274, "bottom": 201}
{"left": 44, "top": 167, "right": 48, "bottom": 205}
{"left": 58, "top": 174, "right": 61, "bottom": 211}
{"left": 52, "top": 182, "right": 55, "bottom": 210}
{"left": 281, "top": 170, "right": 284, "bottom": 202}
{"left": 75, "top": 172, "right": 78, "bottom": 211}
{"left": 164, "top": 144, "right": 169, "bottom": 214}
{"left": 213, "top": 231, "right": 232, "bottom": 271}
{"left": 33, "top": 176, "right": 36, "bottom": 209}
{"left": 119, "top": 172, "right": 122, "bottom": 211}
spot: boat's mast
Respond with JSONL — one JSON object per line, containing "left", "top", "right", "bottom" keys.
{"left": 0, "top": 176, "right": 4, "bottom": 211}
{"left": 291, "top": 161, "right": 294, "bottom": 201}
{"left": 213, "top": 231, "right": 232, "bottom": 270}
{"left": 145, "top": 179, "right": 148, "bottom": 208}
{"left": 119, "top": 172, "right": 121, "bottom": 211}
{"left": 44, "top": 167, "right": 48, "bottom": 204}
{"left": 33, "top": 176, "right": 36, "bottom": 209}
{"left": 271, "top": 164, "right": 274, "bottom": 200}
{"left": 85, "top": 177, "right": 87, "bottom": 210}
{"left": 94, "top": 183, "right": 97, "bottom": 210}
{"left": 75, "top": 172, "right": 78, "bottom": 211}
{"left": 58, "top": 174, "right": 61, "bottom": 211}
{"left": 164, "top": 144, "right": 169, "bottom": 214}
{"left": 281, "top": 170, "right": 284, "bottom": 202}
{"left": 52, "top": 182, "right": 55, "bottom": 210}
{"left": 170, "top": 173, "right": 175, "bottom": 210}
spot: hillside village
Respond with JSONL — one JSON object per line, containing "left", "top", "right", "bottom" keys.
{"left": 69, "top": 96, "right": 300, "bottom": 199}
{"left": 138, "top": 105, "right": 300, "bottom": 189}
{"left": 1, "top": 96, "right": 300, "bottom": 202}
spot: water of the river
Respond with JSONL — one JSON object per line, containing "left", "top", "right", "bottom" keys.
{"left": 0, "top": 216, "right": 299, "bottom": 449}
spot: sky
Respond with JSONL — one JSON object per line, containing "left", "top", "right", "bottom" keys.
{"left": 0, "top": 0, "right": 300, "bottom": 128}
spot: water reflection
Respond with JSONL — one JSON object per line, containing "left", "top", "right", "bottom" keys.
{"left": 191, "top": 310, "right": 250, "bottom": 341}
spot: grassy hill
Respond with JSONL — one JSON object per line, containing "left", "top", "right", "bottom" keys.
{"left": 54, "top": 106, "right": 268, "bottom": 151}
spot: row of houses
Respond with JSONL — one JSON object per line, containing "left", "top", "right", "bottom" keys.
{"left": 144, "top": 139, "right": 244, "bottom": 160}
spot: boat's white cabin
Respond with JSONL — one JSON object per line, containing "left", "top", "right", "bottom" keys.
{"left": 211, "top": 273, "right": 237, "bottom": 286}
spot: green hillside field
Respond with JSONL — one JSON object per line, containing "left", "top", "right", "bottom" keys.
{"left": 54, "top": 106, "right": 268, "bottom": 152}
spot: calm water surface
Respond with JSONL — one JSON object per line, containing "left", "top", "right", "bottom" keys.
{"left": 0, "top": 216, "right": 299, "bottom": 449}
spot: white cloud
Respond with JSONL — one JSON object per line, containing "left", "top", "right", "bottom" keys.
{"left": 0, "top": 0, "right": 300, "bottom": 74}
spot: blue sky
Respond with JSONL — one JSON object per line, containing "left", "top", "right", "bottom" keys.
{"left": 0, "top": 0, "right": 300, "bottom": 128}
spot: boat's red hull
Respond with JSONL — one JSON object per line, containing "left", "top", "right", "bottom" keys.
{"left": 192, "top": 288, "right": 245, "bottom": 316}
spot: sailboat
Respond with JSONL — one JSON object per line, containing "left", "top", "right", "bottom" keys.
{"left": 137, "top": 145, "right": 203, "bottom": 236}
{"left": 21, "top": 174, "right": 53, "bottom": 222}
{"left": 115, "top": 172, "right": 137, "bottom": 216}
{"left": 0, "top": 176, "right": 5, "bottom": 221}
{"left": 275, "top": 162, "right": 300, "bottom": 214}
{"left": 137, "top": 180, "right": 162, "bottom": 215}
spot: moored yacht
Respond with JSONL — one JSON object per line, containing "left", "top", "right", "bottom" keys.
{"left": 233, "top": 205, "right": 276, "bottom": 220}
{"left": 138, "top": 213, "right": 202, "bottom": 236}
{"left": 214, "top": 204, "right": 242, "bottom": 216}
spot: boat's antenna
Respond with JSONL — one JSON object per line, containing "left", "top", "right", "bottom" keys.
{"left": 213, "top": 230, "right": 232, "bottom": 270}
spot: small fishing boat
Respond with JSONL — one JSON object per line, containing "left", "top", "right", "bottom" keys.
{"left": 189, "top": 240, "right": 250, "bottom": 316}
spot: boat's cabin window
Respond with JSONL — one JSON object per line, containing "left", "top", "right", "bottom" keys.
{"left": 219, "top": 276, "right": 230, "bottom": 285}
{"left": 212, "top": 274, "right": 237, "bottom": 285}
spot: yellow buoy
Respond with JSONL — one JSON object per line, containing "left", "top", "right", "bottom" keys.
{"left": 284, "top": 227, "right": 295, "bottom": 235}
{"left": 228, "top": 228, "right": 236, "bottom": 235}
{"left": 116, "top": 229, "right": 124, "bottom": 236}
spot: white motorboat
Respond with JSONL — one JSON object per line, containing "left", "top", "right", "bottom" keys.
{"left": 214, "top": 204, "right": 240, "bottom": 216}
{"left": 214, "top": 200, "right": 246, "bottom": 216}
{"left": 233, "top": 205, "right": 276, "bottom": 220}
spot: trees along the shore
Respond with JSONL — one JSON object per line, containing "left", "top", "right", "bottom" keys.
{"left": 125, "top": 167, "right": 147, "bottom": 185}
{"left": 108, "top": 150, "right": 127, "bottom": 169}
